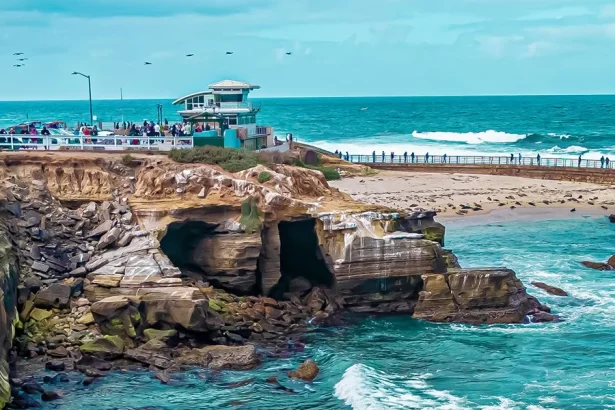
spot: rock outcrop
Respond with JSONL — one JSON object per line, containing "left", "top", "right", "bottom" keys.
{"left": 413, "top": 268, "right": 537, "bottom": 324}
{"left": 0, "top": 151, "right": 547, "bottom": 406}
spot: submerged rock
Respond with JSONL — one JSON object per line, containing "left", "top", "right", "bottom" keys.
{"left": 531, "top": 281, "right": 568, "bottom": 297}
{"left": 79, "top": 336, "right": 125, "bottom": 360}
{"left": 177, "top": 345, "right": 259, "bottom": 370}
{"left": 288, "top": 359, "right": 319, "bottom": 382}
{"left": 41, "top": 390, "right": 61, "bottom": 402}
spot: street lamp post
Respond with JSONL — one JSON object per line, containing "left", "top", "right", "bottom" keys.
{"left": 72, "top": 72, "right": 93, "bottom": 126}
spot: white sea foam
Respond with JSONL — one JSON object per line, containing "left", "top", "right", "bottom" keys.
{"left": 334, "top": 364, "right": 472, "bottom": 409}
{"left": 545, "top": 145, "right": 589, "bottom": 154}
{"left": 411, "top": 130, "right": 527, "bottom": 144}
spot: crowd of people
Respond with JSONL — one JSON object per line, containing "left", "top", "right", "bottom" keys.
{"left": 332, "top": 150, "right": 614, "bottom": 168}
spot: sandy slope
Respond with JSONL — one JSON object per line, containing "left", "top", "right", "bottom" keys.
{"left": 330, "top": 170, "right": 615, "bottom": 217}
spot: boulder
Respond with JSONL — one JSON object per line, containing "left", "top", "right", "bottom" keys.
{"left": 141, "top": 298, "right": 222, "bottom": 333}
{"left": 77, "top": 312, "right": 96, "bottom": 325}
{"left": 580, "top": 261, "right": 612, "bottom": 271}
{"left": 41, "top": 390, "right": 61, "bottom": 401}
{"left": 96, "top": 227, "right": 122, "bottom": 250}
{"left": 124, "top": 348, "right": 172, "bottom": 369}
{"left": 75, "top": 354, "right": 113, "bottom": 372}
{"left": 143, "top": 329, "right": 177, "bottom": 342}
{"left": 34, "top": 284, "right": 71, "bottom": 309}
{"left": 29, "top": 308, "right": 53, "bottom": 322}
{"left": 531, "top": 282, "right": 568, "bottom": 297}
{"left": 79, "top": 335, "right": 125, "bottom": 360}
{"left": 609, "top": 214, "right": 615, "bottom": 223}
{"left": 177, "top": 345, "right": 259, "bottom": 370}
{"left": 87, "top": 220, "right": 114, "bottom": 239}
{"left": 288, "top": 359, "right": 319, "bottom": 381}
{"left": 414, "top": 268, "right": 530, "bottom": 324}
{"left": 91, "top": 297, "right": 140, "bottom": 339}
{"left": 45, "top": 361, "right": 65, "bottom": 372}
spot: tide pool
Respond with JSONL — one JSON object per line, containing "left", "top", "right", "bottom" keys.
{"left": 33, "top": 215, "right": 615, "bottom": 409}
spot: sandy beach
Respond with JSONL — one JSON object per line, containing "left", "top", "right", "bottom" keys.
{"left": 330, "top": 170, "right": 615, "bottom": 218}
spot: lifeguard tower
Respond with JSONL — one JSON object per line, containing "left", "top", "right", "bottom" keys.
{"left": 172, "top": 80, "right": 274, "bottom": 150}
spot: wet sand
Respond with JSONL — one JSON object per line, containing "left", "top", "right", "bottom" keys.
{"left": 330, "top": 170, "right": 615, "bottom": 218}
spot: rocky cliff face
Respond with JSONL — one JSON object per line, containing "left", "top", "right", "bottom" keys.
{"left": 0, "top": 151, "right": 549, "bottom": 407}
{"left": 0, "top": 214, "right": 19, "bottom": 408}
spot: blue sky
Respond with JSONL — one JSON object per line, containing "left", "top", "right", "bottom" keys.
{"left": 2, "top": 0, "right": 615, "bottom": 100}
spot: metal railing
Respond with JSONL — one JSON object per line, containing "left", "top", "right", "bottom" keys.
{"left": 0, "top": 135, "right": 194, "bottom": 151}
{"left": 341, "top": 154, "right": 615, "bottom": 170}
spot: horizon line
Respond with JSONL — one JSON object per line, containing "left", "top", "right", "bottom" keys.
{"left": 2, "top": 92, "right": 615, "bottom": 103}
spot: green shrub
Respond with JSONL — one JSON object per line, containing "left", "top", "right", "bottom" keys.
{"left": 168, "top": 146, "right": 267, "bottom": 172}
{"left": 258, "top": 171, "right": 273, "bottom": 183}
{"left": 240, "top": 197, "right": 262, "bottom": 233}
{"left": 309, "top": 165, "right": 341, "bottom": 181}
{"left": 168, "top": 146, "right": 340, "bottom": 180}
{"left": 121, "top": 154, "right": 135, "bottom": 166}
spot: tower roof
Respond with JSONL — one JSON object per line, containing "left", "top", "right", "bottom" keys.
{"left": 208, "top": 80, "right": 260, "bottom": 90}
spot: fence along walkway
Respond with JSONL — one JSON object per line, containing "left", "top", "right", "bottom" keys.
{"left": 0, "top": 135, "right": 194, "bottom": 151}
{"left": 347, "top": 154, "right": 615, "bottom": 170}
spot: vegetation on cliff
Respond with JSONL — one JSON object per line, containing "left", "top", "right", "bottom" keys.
{"left": 168, "top": 146, "right": 340, "bottom": 180}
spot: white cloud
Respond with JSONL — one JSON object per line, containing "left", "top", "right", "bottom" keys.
{"left": 524, "top": 41, "right": 554, "bottom": 57}
{"left": 477, "top": 35, "right": 524, "bottom": 57}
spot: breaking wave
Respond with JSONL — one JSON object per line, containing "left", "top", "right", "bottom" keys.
{"left": 545, "top": 145, "right": 590, "bottom": 154}
{"left": 411, "top": 130, "right": 527, "bottom": 144}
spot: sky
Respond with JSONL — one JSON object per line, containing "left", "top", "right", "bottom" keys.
{"left": 2, "top": 0, "right": 615, "bottom": 100}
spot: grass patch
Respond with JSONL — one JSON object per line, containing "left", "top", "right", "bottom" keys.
{"left": 258, "top": 171, "right": 273, "bottom": 183}
{"left": 168, "top": 146, "right": 341, "bottom": 180}
{"left": 168, "top": 146, "right": 267, "bottom": 172}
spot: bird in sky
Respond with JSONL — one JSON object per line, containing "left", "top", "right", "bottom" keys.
{"left": 186, "top": 54, "right": 194, "bottom": 57}
{"left": 17, "top": 58, "right": 27, "bottom": 61}
{"left": 13, "top": 64, "right": 23, "bottom": 67}
{"left": 286, "top": 52, "right": 292, "bottom": 55}
{"left": 225, "top": 51, "right": 234, "bottom": 55}
{"left": 13, "top": 52, "right": 24, "bottom": 56}
{"left": 144, "top": 61, "right": 152, "bottom": 65}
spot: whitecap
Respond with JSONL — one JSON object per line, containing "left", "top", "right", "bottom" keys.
{"left": 411, "top": 130, "right": 527, "bottom": 144}
{"left": 545, "top": 145, "right": 589, "bottom": 154}
{"left": 334, "top": 364, "right": 472, "bottom": 409}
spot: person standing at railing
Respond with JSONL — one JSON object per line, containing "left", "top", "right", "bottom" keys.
{"left": 537, "top": 153, "right": 541, "bottom": 166}
{"left": 510, "top": 153, "right": 514, "bottom": 164}
{"left": 390, "top": 152, "right": 394, "bottom": 163}
{"left": 372, "top": 151, "right": 376, "bottom": 163}
{"left": 403, "top": 151, "right": 408, "bottom": 163}
{"left": 425, "top": 152, "right": 429, "bottom": 163}
{"left": 443, "top": 154, "right": 447, "bottom": 163}
{"left": 518, "top": 153, "right": 522, "bottom": 164}
{"left": 607, "top": 157, "right": 611, "bottom": 168}
{"left": 411, "top": 152, "right": 415, "bottom": 163}
{"left": 381, "top": 151, "right": 385, "bottom": 162}
{"left": 600, "top": 156, "right": 605, "bottom": 168}
{"left": 578, "top": 155, "right": 582, "bottom": 168}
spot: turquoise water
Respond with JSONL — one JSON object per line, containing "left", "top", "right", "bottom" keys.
{"left": 33, "top": 214, "right": 615, "bottom": 409}
{"left": 3, "top": 95, "right": 615, "bottom": 159}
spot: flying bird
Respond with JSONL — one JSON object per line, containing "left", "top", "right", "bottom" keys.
{"left": 225, "top": 51, "right": 234, "bottom": 55}
{"left": 186, "top": 54, "right": 194, "bottom": 57}
{"left": 13, "top": 52, "right": 24, "bottom": 56}
{"left": 144, "top": 61, "right": 152, "bottom": 65}
{"left": 17, "top": 58, "right": 27, "bottom": 61}
{"left": 13, "top": 64, "right": 23, "bottom": 67}
{"left": 286, "top": 52, "right": 292, "bottom": 55}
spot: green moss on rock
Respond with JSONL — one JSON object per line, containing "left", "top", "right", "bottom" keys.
{"left": 80, "top": 335, "right": 125, "bottom": 359}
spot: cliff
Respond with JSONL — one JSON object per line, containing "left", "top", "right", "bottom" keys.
{"left": 0, "top": 151, "right": 549, "bottom": 406}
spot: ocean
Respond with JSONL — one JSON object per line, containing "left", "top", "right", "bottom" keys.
{"left": 3, "top": 95, "right": 615, "bottom": 159}
{"left": 31, "top": 213, "right": 615, "bottom": 409}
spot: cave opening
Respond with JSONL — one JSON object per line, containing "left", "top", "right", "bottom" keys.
{"left": 275, "top": 219, "right": 335, "bottom": 297}
{"left": 160, "top": 220, "right": 218, "bottom": 275}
